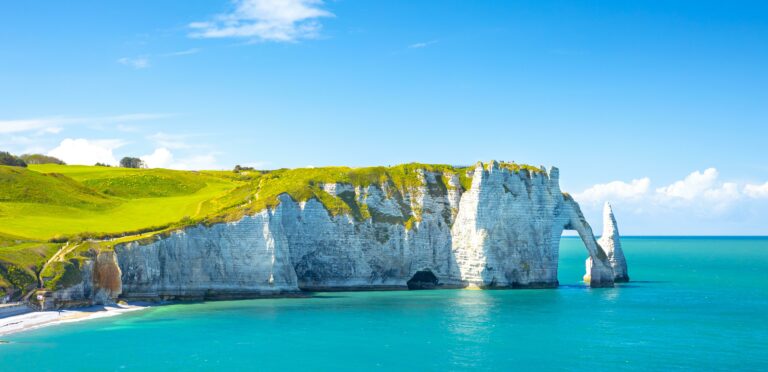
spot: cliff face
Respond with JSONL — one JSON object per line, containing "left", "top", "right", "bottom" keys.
{"left": 48, "top": 162, "right": 625, "bottom": 305}
{"left": 115, "top": 214, "right": 298, "bottom": 300}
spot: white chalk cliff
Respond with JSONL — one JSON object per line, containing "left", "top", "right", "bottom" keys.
{"left": 49, "top": 162, "right": 628, "bottom": 305}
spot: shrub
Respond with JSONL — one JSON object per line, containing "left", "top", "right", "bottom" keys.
{"left": 234, "top": 165, "right": 255, "bottom": 172}
{"left": 119, "top": 157, "right": 145, "bottom": 168}
{"left": 20, "top": 154, "right": 66, "bottom": 165}
{"left": 5, "top": 265, "right": 35, "bottom": 293}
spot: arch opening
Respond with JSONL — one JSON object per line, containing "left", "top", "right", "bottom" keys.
{"left": 556, "top": 234, "right": 591, "bottom": 286}
{"left": 407, "top": 269, "right": 438, "bottom": 290}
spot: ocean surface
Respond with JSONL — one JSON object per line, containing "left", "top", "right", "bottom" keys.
{"left": 2, "top": 237, "right": 767, "bottom": 371}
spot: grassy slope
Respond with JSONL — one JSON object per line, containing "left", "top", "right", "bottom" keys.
{"left": 0, "top": 165, "right": 241, "bottom": 240}
{"left": 0, "top": 161, "right": 543, "bottom": 295}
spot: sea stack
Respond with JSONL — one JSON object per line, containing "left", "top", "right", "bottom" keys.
{"left": 584, "top": 202, "right": 629, "bottom": 283}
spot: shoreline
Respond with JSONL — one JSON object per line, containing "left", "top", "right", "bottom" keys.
{"left": 0, "top": 302, "right": 148, "bottom": 338}
{"left": 0, "top": 283, "right": 594, "bottom": 338}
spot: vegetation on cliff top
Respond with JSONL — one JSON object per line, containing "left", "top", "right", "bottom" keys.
{"left": 237, "top": 163, "right": 472, "bottom": 218}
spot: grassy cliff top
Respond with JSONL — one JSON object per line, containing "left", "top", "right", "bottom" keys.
{"left": 1, "top": 161, "right": 544, "bottom": 242}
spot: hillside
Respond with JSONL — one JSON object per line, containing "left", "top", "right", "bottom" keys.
{"left": 0, "top": 165, "right": 243, "bottom": 241}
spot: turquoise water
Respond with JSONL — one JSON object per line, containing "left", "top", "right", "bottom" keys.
{"left": 2, "top": 237, "right": 767, "bottom": 371}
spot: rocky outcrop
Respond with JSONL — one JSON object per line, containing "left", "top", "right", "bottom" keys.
{"left": 50, "top": 251, "right": 122, "bottom": 308}
{"left": 45, "top": 162, "right": 627, "bottom": 306}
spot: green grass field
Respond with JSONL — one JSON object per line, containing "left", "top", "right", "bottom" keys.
{"left": 0, "top": 165, "right": 243, "bottom": 240}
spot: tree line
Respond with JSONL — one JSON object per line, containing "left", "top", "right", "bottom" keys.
{"left": 0, "top": 151, "right": 148, "bottom": 169}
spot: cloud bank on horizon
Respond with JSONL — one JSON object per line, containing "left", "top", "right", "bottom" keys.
{"left": 573, "top": 168, "right": 768, "bottom": 235}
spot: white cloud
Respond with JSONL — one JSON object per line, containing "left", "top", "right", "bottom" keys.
{"left": 573, "top": 178, "right": 650, "bottom": 205}
{"left": 0, "top": 113, "right": 170, "bottom": 134}
{"left": 117, "top": 56, "right": 150, "bottom": 69}
{"left": 655, "top": 168, "right": 718, "bottom": 200}
{"left": 48, "top": 138, "right": 126, "bottom": 166}
{"left": 744, "top": 182, "right": 768, "bottom": 198}
{"left": 141, "top": 148, "right": 174, "bottom": 168}
{"left": 140, "top": 147, "right": 220, "bottom": 170}
{"left": 652, "top": 169, "right": 744, "bottom": 211}
{"left": 189, "top": 0, "right": 334, "bottom": 42}
{"left": 702, "top": 182, "right": 741, "bottom": 202}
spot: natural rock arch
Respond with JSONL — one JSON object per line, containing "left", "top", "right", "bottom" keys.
{"left": 562, "top": 197, "right": 616, "bottom": 287}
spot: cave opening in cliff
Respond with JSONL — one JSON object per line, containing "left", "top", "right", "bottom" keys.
{"left": 407, "top": 270, "right": 438, "bottom": 290}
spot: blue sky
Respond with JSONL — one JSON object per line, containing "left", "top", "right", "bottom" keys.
{"left": 1, "top": 0, "right": 767, "bottom": 234}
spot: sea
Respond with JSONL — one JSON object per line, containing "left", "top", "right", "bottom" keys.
{"left": 2, "top": 237, "right": 767, "bottom": 371}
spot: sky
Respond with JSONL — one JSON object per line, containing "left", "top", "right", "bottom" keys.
{"left": 1, "top": 0, "right": 767, "bottom": 235}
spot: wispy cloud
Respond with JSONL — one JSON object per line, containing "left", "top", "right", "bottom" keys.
{"left": 163, "top": 48, "right": 201, "bottom": 57}
{"left": 148, "top": 132, "right": 194, "bottom": 149}
{"left": 116, "top": 124, "right": 140, "bottom": 132}
{"left": 0, "top": 113, "right": 172, "bottom": 134}
{"left": 409, "top": 40, "right": 439, "bottom": 49}
{"left": 117, "top": 56, "right": 150, "bottom": 69}
{"left": 0, "top": 135, "right": 49, "bottom": 154}
{"left": 189, "top": 0, "right": 334, "bottom": 42}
